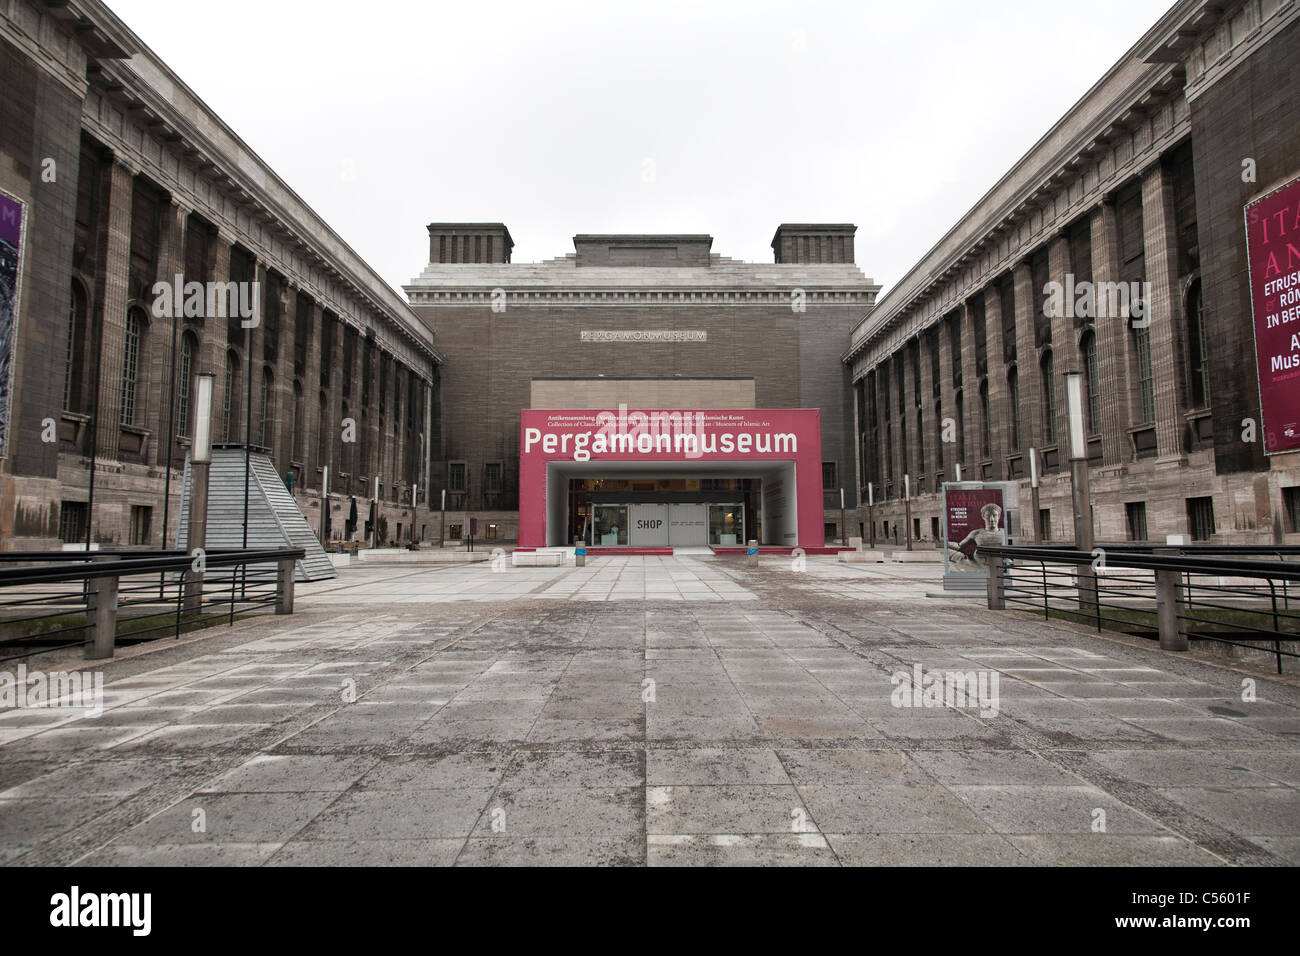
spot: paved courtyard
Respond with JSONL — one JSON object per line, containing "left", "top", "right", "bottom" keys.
{"left": 1, "top": 554, "right": 1297, "bottom": 866}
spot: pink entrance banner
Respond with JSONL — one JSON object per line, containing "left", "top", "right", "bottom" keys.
{"left": 1244, "top": 174, "right": 1300, "bottom": 455}
{"left": 518, "top": 408, "right": 824, "bottom": 548}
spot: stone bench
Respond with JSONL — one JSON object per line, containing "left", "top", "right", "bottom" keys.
{"left": 839, "top": 550, "right": 886, "bottom": 563}
{"left": 512, "top": 551, "right": 565, "bottom": 567}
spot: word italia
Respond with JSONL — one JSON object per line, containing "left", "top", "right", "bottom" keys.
{"left": 49, "top": 887, "right": 151, "bottom": 936}
{"left": 150, "top": 273, "right": 259, "bottom": 321}
{"left": 0, "top": 664, "right": 103, "bottom": 716}
{"left": 1042, "top": 277, "right": 1151, "bottom": 321}
{"left": 890, "top": 663, "right": 1000, "bottom": 717}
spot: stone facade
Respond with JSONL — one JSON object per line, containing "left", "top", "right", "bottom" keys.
{"left": 844, "top": 0, "right": 1300, "bottom": 549}
{"left": 0, "top": 0, "right": 440, "bottom": 551}
{"left": 406, "top": 229, "right": 880, "bottom": 540}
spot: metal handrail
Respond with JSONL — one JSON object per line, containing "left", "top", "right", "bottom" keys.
{"left": 0, "top": 548, "right": 305, "bottom": 585}
{"left": 978, "top": 544, "right": 1297, "bottom": 673}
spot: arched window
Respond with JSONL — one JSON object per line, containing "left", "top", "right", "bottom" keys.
{"left": 1007, "top": 366, "right": 1021, "bottom": 451}
{"left": 1040, "top": 350, "right": 1056, "bottom": 444}
{"left": 258, "top": 366, "right": 274, "bottom": 449}
{"left": 221, "top": 350, "right": 239, "bottom": 442}
{"left": 177, "top": 332, "right": 196, "bottom": 437}
{"left": 64, "top": 283, "right": 85, "bottom": 412}
{"left": 1186, "top": 279, "right": 1210, "bottom": 408}
{"left": 119, "top": 308, "right": 145, "bottom": 425}
{"left": 1081, "top": 331, "right": 1100, "bottom": 435}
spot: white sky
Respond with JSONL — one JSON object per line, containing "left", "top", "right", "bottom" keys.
{"left": 105, "top": 0, "right": 1176, "bottom": 299}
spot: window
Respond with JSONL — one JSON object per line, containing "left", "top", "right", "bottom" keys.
{"left": 1186, "top": 496, "right": 1215, "bottom": 541}
{"left": 1187, "top": 280, "right": 1211, "bottom": 408}
{"left": 913, "top": 517, "right": 921, "bottom": 541}
{"left": 1007, "top": 366, "right": 1021, "bottom": 450}
{"left": 1131, "top": 324, "right": 1155, "bottom": 424}
{"left": 291, "top": 381, "right": 303, "bottom": 461}
{"left": 1038, "top": 508, "right": 1051, "bottom": 542}
{"left": 448, "top": 462, "right": 466, "bottom": 492}
{"left": 1284, "top": 486, "right": 1300, "bottom": 533}
{"left": 1126, "top": 501, "right": 1148, "bottom": 542}
{"left": 1082, "top": 331, "right": 1100, "bottom": 434}
{"left": 822, "top": 462, "right": 837, "bottom": 490}
{"left": 177, "top": 332, "right": 195, "bottom": 437}
{"left": 59, "top": 501, "right": 88, "bottom": 544}
{"left": 448, "top": 523, "right": 462, "bottom": 539}
{"left": 978, "top": 379, "right": 991, "bottom": 457}
{"left": 1040, "top": 351, "right": 1056, "bottom": 443}
{"left": 824, "top": 522, "right": 837, "bottom": 541}
{"left": 120, "top": 309, "right": 144, "bottom": 425}
{"left": 486, "top": 523, "right": 499, "bottom": 539}
{"left": 221, "top": 351, "right": 239, "bottom": 442}
{"left": 258, "top": 366, "right": 273, "bottom": 448}
{"left": 64, "top": 284, "right": 84, "bottom": 412}
{"left": 930, "top": 516, "right": 939, "bottom": 540}
{"left": 484, "top": 462, "right": 503, "bottom": 493}
{"left": 130, "top": 505, "right": 152, "bottom": 546}
{"left": 317, "top": 392, "right": 329, "bottom": 465}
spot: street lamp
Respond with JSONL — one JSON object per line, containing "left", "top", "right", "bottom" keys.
{"left": 1065, "top": 370, "right": 1095, "bottom": 609}
{"left": 904, "top": 473, "right": 912, "bottom": 551}
{"left": 185, "top": 373, "right": 214, "bottom": 613}
{"left": 1029, "top": 447, "right": 1040, "bottom": 543}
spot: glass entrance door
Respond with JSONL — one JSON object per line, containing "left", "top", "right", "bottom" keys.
{"left": 593, "top": 505, "right": 627, "bottom": 546}
{"left": 708, "top": 503, "right": 744, "bottom": 545}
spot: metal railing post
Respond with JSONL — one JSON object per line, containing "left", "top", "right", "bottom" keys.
{"left": 276, "top": 557, "right": 296, "bottom": 615}
{"left": 987, "top": 557, "right": 1006, "bottom": 610}
{"left": 1155, "top": 565, "right": 1187, "bottom": 652}
{"left": 87, "top": 559, "right": 120, "bottom": 660}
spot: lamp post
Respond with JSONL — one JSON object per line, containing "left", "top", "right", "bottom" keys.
{"left": 955, "top": 463, "right": 962, "bottom": 482}
{"left": 411, "top": 483, "right": 418, "bottom": 545}
{"left": 904, "top": 473, "right": 912, "bottom": 551}
{"left": 320, "top": 465, "right": 329, "bottom": 543}
{"left": 439, "top": 488, "right": 446, "bottom": 548}
{"left": 839, "top": 487, "right": 846, "bottom": 547}
{"left": 867, "top": 482, "right": 875, "bottom": 549}
{"left": 1065, "top": 371, "right": 1095, "bottom": 608}
{"left": 1029, "top": 447, "right": 1041, "bottom": 544}
{"left": 185, "top": 372, "right": 214, "bottom": 614}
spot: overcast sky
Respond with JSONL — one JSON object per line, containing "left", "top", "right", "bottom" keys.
{"left": 105, "top": 0, "right": 1175, "bottom": 299}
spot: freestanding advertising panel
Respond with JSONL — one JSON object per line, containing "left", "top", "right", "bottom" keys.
{"left": 941, "top": 482, "right": 1007, "bottom": 590}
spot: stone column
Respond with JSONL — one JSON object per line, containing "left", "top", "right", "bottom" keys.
{"left": 204, "top": 233, "right": 233, "bottom": 439}
{"left": 902, "top": 340, "right": 920, "bottom": 489}
{"left": 1012, "top": 260, "right": 1042, "bottom": 456}
{"left": 332, "top": 316, "right": 349, "bottom": 493}
{"left": 364, "top": 334, "right": 381, "bottom": 488}
{"left": 91, "top": 160, "right": 136, "bottom": 462}
{"left": 300, "top": 298, "right": 322, "bottom": 476}
{"left": 937, "top": 314, "right": 957, "bottom": 479}
{"left": 959, "top": 301, "right": 980, "bottom": 472}
{"left": 890, "top": 352, "right": 906, "bottom": 498}
{"left": 144, "top": 199, "right": 189, "bottom": 468}
{"left": 1090, "top": 202, "right": 1131, "bottom": 465}
{"left": 1141, "top": 162, "right": 1186, "bottom": 462}
{"left": 983, "top": 285, "right": 1009, "bottom": 474}
{"left": 1047, "top": 233, "right": 1073, "bottom": 452}
{"left": 918, "top": 332, "right": 937, "bottom": 490}
{"left": 273, "top": 280, "right": 296, "bottom": 475}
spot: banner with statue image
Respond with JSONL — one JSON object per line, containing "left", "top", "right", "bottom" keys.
{"left": 0, "top": 190, "right": 27, "bottom": 460}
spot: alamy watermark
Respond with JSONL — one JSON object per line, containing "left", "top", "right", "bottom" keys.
{"left": 890, "top": 663, "right": 999, "bottom": 717}
{"left": 0, "top": 664, "right": 104, "bottom": 717}
{"left": 151, "top": 274, "right": 260, "bottom": 327}
{"left": 1043, "top": 274, "right": 1151, "bottom": 327}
